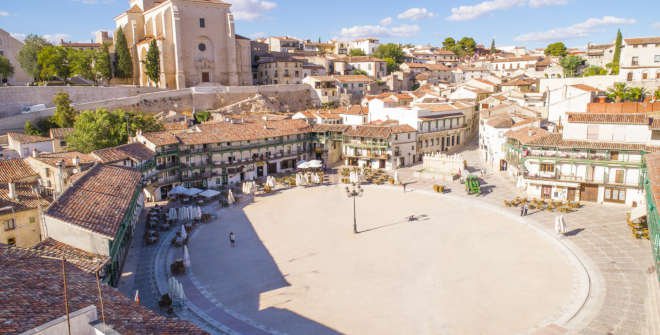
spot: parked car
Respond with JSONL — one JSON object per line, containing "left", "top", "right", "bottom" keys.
{"left": 21, "top": 104, "right": 47, "bottom": 114}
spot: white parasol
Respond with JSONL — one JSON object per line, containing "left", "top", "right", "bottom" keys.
{"left": 394, "top": 171, "right": 400, "bottom": 185}
{"left": 183, "top": 245, "right": 191, "bottom": 268}
{"left": 227, "top": 189, "right": 235, "bottom": 205}
{"left": 180, "top": 224, "right": 187, "bottom": 240}
{"left": 559, "top": 215, "right": 567, "bottom": 234}
{"left": 168, "top": 208, "right": 177, "bottom": 221}
{"left": 308, "top": 160, "right": 323, "bottom": 169}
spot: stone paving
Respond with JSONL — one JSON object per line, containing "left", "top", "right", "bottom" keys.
{"left": 118, "top": 142, "right": 658, "bottom": 335}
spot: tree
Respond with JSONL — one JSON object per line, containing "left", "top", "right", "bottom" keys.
{"left": 373, "top": 44, "right": 405, "bottom": 73}
{"left": 37, "top": 46, "right": 70, "bottom": 81}
{"left": 352, "top": 69, "right": 368, "bottom": 76}
{"left": 67, "top": 109, "right": 163, "bottom": 153}
{"left": 68, "top": 48, "right": 95, "bottom": 81}
{"left": 194, "top": 111, "right": 211, "bottom": 123}
{"left": 17, "top": 34, "right": 50, "bottom": 81}
{"left": 145, "top": 40, "right": 161, "bottom": 86}
{"left": 52, "top": 92, "right": 77, "bottom": 128}
{"left": 559, "top": 55, "right": 583, "bottom": 77}
{"left": 442, "top": 37, "right": 456, "bottom": 50}
{"left": 349, "top": 48, "right": 366, "bottom": 56}
{"left": 94, "top": 43, "right": 112, "bottom": 83}
{"left": 0, "top": 55, "right": 14, "bottom": 83}
{"left": 114, "top": 28, "right": 133, "bottom": 79}
{"left": 655, "top": 89, "right": 660, "bottom": 100}
{"left": 611, "top": 29, "right": 622, "bottom": 75}
{"left": 490, "top": 39, "right": 496, "bottom": 54}
{"left": 24, "top": 121, "right": 42, "bottom": 136}
{"left": 607, "top": 83, "right": 629, "bottom": 102}
{"left": 625, "top": 87, "right": 647, "bottom": 102}
{"left": 23, "top": 117, "right": 56, "bottom": 137}
{"left": 583, "top": 66, "right": 607, "bottom": 77}
{"left": 545, "top": 42, "right": 568, "bottom": 57}
{"left": 457, "top": 37, "right": 476, "bottom": 57}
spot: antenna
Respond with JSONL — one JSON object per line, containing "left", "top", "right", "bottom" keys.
{"left": 61, "top": 258, "right": 72, "bottom": 335}
{"left": 96, "top": 271, "right": 107, "bottom": 332}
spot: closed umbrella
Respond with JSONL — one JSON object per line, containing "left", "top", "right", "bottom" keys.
{"left": 227, "top": 189, "right": 235, "bottom": 205}
{"left": 554, "top": 216, "right": 562, "bottom": 235}
{"left": 196, "top": 206, "right": 202, "bottom": 220}
{"left": 180, "top": 224, "right": 187, "bottom": 240}
{"left": 168, "top": 208, "right": 177, "bottom": 221}
{"left": 183, "top": 245, "right": 191, "bottom": 268}
{"left": 178, "top": 207, "right": 185, "bottom": 221}
{"left": 559, "top": 215, "right": 568, "bottom": 234}
{"left": 394, "top": 171, "right": 400, "bottom": 185}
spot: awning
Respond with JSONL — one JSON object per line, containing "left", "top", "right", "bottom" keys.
{"left": 199, "top": 189, "right": 221, "bottom": 199}
{"left": 186, "top": 188, "right": 203, "bottom": 196}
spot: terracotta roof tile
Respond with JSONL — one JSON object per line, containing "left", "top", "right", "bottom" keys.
{"left": 177, "top": 119, "right": 311, "bottom": 145}
{"left": 526, "top": 133, "right": 659, "bottom": 152}
{"left": 8, "top": 132, "right": 52, "bottom": 144}
{"left": 0, "top": 246, "right": 207, "bottom": 335}
{"left": 334, "top": 75, "right": 372, "bottom": 83}
{"left": 624, "top": 37, "right": 660, "bottom": 45}
{"left": 32, "top": 238, "right": 109, "bottom": 273}
{"left": 45, "top": 165, "right": 142, "bottom": 238}
{"left": 49, "top": 128, "right": 74, "bottom": 139}
{"left": 33, "top": 151, "right": 96, "bottom": 168}
{"left": 92, "top": 142, "right": 155, "bottom": 164}
{"left": 0, "top": 182, "right": 51, "bottom": 212}
{"left": 141, "top": 131, "right": 181, "bottom": 146}
{"left": 570, "top": 84, "right": 600, "bottom": 92}
{"left": 504, "top": 127, "right": 551, "bottom": 145}
{"left": 567, "top": 113, "right": 649, "bottom": 125}
{"left": 0, "top": 159, "right": 38, "bottom": 183}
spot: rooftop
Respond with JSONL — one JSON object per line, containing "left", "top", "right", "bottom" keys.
{"left": 32, "top": 238, "right": 109, "bottom": 273}
{"left": 92, "top": 142, "right": 155, "bottom": 164}
{"left": 45, "top": 165, "right": 142, "bottom": 238}
{"left": 0, "top": 182, "right": 51, "bottom": 213}
{"left": 0, "top": 159, "right": 38, "bottom": 183}
{"left": 567, "top": 113, "right": 649, "bottom": 125}
{"left": 8, "top": 132, "right": 52, "bottom": 144}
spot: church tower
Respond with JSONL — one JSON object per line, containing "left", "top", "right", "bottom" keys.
{"left": 129, "top": 0, "right": 156, "bottom": 11}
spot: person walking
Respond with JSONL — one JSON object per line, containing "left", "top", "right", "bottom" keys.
{"left": 523, "top": 203, "right": 529, "bottom": 216}
{"left": 229, "top": 232, "right": 236, "bottom": 248}
{"left": 520, "top": 204, "right": 525, "bottom": 217}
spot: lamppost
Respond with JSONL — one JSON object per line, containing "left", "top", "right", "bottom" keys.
{"left": 346, "top": 182, "right": 363, "bottom": 234}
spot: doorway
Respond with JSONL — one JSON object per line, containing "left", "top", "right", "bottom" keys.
{"left": 541, "top": 185, "right": 552, "bottom": 199}
{"left": 202, "top": 72, "right": 210, "bottom": 83}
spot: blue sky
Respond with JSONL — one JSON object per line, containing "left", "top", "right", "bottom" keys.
{"left": 1, "top": 0, "right": 659, "bottom": 49}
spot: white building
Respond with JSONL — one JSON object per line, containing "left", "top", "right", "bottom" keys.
{"left": 546, "top": 84, "right": 601, "bottom": 125}
{"left": 350, "top": 38, "right": 380, "bottom": 55}
{"left": 620, "top": 36, "right": 660, "bottom": 82}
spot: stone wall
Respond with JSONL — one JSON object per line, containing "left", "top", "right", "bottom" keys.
{"left": 0, "top": 86, "right": 164, "bottom": 117}
{"left": 0, "top": 84, "right": 317, "bottom": 134}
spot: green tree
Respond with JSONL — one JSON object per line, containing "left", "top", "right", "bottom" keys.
{"left": 52, "top": 92, "right": 77, "bottom": 128}
{"left": 68, "top": 48, "right": 95, "bottom": 81}
{"left": 583, "top": 65, "right": 608, "bottom": 77}
{"left": 457, "top": 37, "right": 477, "bottom": 57}
{"left": 17, "top": 34, "right": 50, "bottom": 81}
{"left": 352, "top": 69, "right": 368, "bottom": 76}
{"left": 145, "top": 40, "right": 160, "bottom": 86}
{"left": 37, "top": 45, "right": 70, "bottom": 81}
{"left": 611, "top": 29, "right": 622, "bottom": 75}
{"left": 194, "top": 111, "right": 211, "bottom": 123}
{"left": 114, "top": 28, "right": 133, "bottom": 79}
{"left": 94, "top": 43, "right": 113, "bottom": 83}
{"left": 373, "top": 44, "right": 405, "bottom": 73}
{"left": 0, "top": 55, "right": 14, "bottom": 83}
{"left": 349, "top": 48, "right": 366, "bottom": 56}
{"left": 655, "top": 89, "right": 660, "bottom": 100}
{"left": 607, "top": 83, "right": 629, "bottom": 102}
{"left": 625, "top": 87, "right": 647, "bottom": 102}
{"left": 490, "top": 39, "right": 496, "bottom": 54}
{"left": 24, "top": 120, "right": 42, "bottom": 136}
{"left": 544, "top": 42, "right": 568, "bottom": 57}
{"left": 23, "top": 117, "right": 56, "bottom": 137}
{"left": 559, "top": 55, "right": 583, "bottom": 77}
{"left": 442, "top": 37, "right": 456, "bottom": 50}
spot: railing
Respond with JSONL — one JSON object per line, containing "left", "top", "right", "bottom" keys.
{"left": 156, "top": 163, "right": 179, "bottom": 170}
{"left": 156, "top": 148, "right": 178, "bottom": 156}
{"left": 644, "top": 177, "right": 660, "bottom": 282}
{"left": 524, "top": 172, "right": 641, "bottom": 188}
{"left": 523, "top": 152, "right": 643, "bottom": 168}
{"left": 182, "top": 172, "right": 213, "bottom": 182}
{"left": 344, "top": 140, "right": 389, "bottom": 149}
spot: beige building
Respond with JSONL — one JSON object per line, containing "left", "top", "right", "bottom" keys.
{"left": 114, "top": 0, "right": 252, "bottom": 88}
{"left": 0, "top": 29, "right": 31, "bottom": 85}
{"left": 256, "top": 55, "right": 304, "bottom": 85}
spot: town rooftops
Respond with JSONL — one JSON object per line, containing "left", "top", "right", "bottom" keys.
{"left": 505, "top": 127, "right": 551, "bottom": 145}
{"left": 0, "top": 182, "right": 51, "bottom": 213}
{"left": 7, "top": 132, "right": 52, "bottom": 144}
{"left": 334, "top": 75, "right": 372, "bottom": 83}
{"left": 624, "top": 37, "right": 660, "bottom": 45}
{"left": 492, "top": 56, "right": 541, "bottom": 63}
{"left": 0, "top": 246, "right": 207, "bottom": 335}
{"left": 570, "top": 84, "right": 600, "bottom": 92}
{"left": 345, "top": 124, "right": 415, "bottom": 139}
{"left": 346, "top": 56, "right": 385, "bottom": 63}
{"left": 92, "top": 142, "right": 155, "bottom": 164}
{"left": 311, "top": 124, "right": 351, "bottom": 133}
{"left": 526, "top": 133, "right": 659, "bottom": 152}
{"left": 49, "top": 127, "right": 74, "bottom": 139}
{"left": 501, "top": 78, "right": 536, "bottom": 86}
{"left": 45, "top": 165, "right": 142, "bottom": 238}
{"left": 567, "top": 113, "right": 650, "bottom": 125}
{"left": 32, "top": 238, "right": 109, "bottom": 273}
{"left": 141, "top": 130, "right": 181, "bottom": 146}
{"left": 32, "top": 151, "right": 96, "bottom": 168}
{"left": 0, "top": 159, "right": 37, "bottom": 183}
{"left": 174, "top": 119, "right": 311, "bottom": 145}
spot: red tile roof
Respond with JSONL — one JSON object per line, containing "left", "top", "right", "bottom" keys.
{"left": 0, "top": 246, "right": 207, "bottom": 335}
{"left": 570, "top": 84, "right": 600, "bottom": 92}
{"left": 49, "top": 128, "right": 74, "bottom": 139}
{"left": 92, "top": 142, "right": 155, "bottom": 164}
{"left": 567, "top": 113, "right": 649, "bottom": 125}
{"left": 0, "top": 182, "right": 52, "bottom": 212}
{"left": 0, "top": 159, "right": 38, "bottom": 183}
{"left": 345, "top": 125, "right": 415, "bottom": 139}
{"left": 45, "top": 165, "right": 142, "bottom": 238}
{"left": 8, "top": 132, "right": 52, "bottom": 144}
{"left": 33, "top": 151, "right": 96, "bottom": 168}
{"left": 526, "top": 133, "right": 659, "bottom": 152}
{"left": 624, "top": 37, "right": 660, "bottom": 45}
{"left": 32, "top": 238, "right": 109, "bottom": 273}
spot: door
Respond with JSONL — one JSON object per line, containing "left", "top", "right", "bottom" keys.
{"left": 257, "top": 166, "right": 264, "bottom": 177}
{"left": 580, "top": 184, "right": 598, "bottom": 202}
{"left": 567, "top": 188, "right": 576, "bottom": 201}
{"left": 202, "top": 72, "right": 210, "bottom": 82}
{"left": 541, "top": 185, "right": 552, "bottom": 199}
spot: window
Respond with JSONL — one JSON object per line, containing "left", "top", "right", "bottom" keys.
{"left": 198, "top": 43, "right": 206, "bottom": 52}
{"left": 604, "top": 187, "right": 626, "bottom": 203}
{"left": 199, "top": 18, "right": 206, "bottom": 28}
{"left": 643, "top": 72, "right": 648, "bottom": 80}
{"left": 655, "top": 55, "right": 660, "bottom": 63}
{"left": 631, "top": 56, "right": 639, "bottom": 66}
{"left": 3, "top": 219, "right": 16, "bottom": 231}
{"left": 29, "top": 217, "right": 35, "bottom": 224}
{"left": 540, "top": 163, "right": 554, "bottom": 173}
{"left": 615, "top": 170, "right": 625, "bottom": 184}
{"left": 7, "top": 237, "right": 15, "bottom": 246}
{"left": 627, "top": 72, "right": 633, "bottom": 81}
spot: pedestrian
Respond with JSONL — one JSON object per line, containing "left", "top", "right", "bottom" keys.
{"left": 523, "top": 203, "right": 529, "bottom": 216}
{"left": 229, "top": 232, "right": 236, "bottom": 248}
{"left": 402, "top": 183, "right": 406, "bottom": 193}
{"left": 520, "top": 204, "right": 525, "bottom": 217}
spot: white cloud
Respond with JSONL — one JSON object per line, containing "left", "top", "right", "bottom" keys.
{"left": 249, "top": 32, "right": 267, "bottom": 39}
{"left": 397, "top": 8, "right": 436, "bottom": 21}
{"left": 43, "top": 33, "right": 72, "bottom": 44}
{"left": 339, "top": 24, "right": 420, "bottom": 39}
{"left": 231, "top": 0, "right": 277, "bottom": 21}
{"left": 0, "top": 11, "right": 9, "bottom": 17}
{"left": 447, "top": 0, "right": 566, "bottom": 21}
{"left": 380, "top": 17, "right": 392, "bottom": 26}
{"left": 653, "top": 22, "right": 660, "bottom": 30}
{"left": 10, "top": 33, "right": 26, "bottom": 41}
{"left": 515, "top": 16, "right": 635, "bottom": 42}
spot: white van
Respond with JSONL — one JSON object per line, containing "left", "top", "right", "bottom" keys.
{"left": 21, "top": 104, "right": 47, "bottom": 114}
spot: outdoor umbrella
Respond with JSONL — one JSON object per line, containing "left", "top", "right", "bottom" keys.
{"left": 183, "top": 245, "right": 191, "bottom": 268}
{"left": 168, "top": 208, "right": 177, "bottom": 221}
{"left": 559, "top": 215, "right": 568, "bottom": 234}
{"left": 308, "top": 160, "right": 322, "bottom": 169}
{"left": 196, "top": 206, "right": 203, "bottom": 220}
{"left": 180, "top": 224, "right": 187, "bottom": 240}
{"left": 228, "top": 189, "right": 235, "bottom": 205}
{"left": 394, "top": 171, "right": 400, "bottom": 185}
{"left": 178, "top": 207, "right": 185, "bottom": 221}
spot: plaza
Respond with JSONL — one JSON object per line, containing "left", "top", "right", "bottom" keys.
{"left": 177, "top": 185, "right": 585, "bottom": 335}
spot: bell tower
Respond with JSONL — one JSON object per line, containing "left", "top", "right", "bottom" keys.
{"left": 129, "top": 0, "right": 156, "bottom": 11}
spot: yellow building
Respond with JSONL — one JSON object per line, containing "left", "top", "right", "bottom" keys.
{"left": 0, "top": 159, "right": 51, "bottom": 247}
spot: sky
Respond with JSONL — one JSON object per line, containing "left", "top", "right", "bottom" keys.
{"left": 1, "top": 0, "right": 659, "bottom": 49}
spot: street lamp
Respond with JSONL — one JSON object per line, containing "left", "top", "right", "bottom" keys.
{"left": 346, "top": 182, "right": 363, "bottom": 234}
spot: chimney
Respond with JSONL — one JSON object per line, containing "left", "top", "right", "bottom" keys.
{"left": 55, "top": 160, "right": 65, "bottom": 196}
{"left": 32, "top": 148, "right": 38, "bottom": 158}
{"left": 8, "top": 182, "right": 17, "bottom": 200}
{"left": 72, "top": 156, "right": 80, "bottom": 167}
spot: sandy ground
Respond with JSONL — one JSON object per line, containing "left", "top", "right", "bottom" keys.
{"left": 189, "top": 185, "right": 579, "bottom": 335}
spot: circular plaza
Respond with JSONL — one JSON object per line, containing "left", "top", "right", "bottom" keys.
{"left": 184, "top": 185, "right": 586, "bottom": 335}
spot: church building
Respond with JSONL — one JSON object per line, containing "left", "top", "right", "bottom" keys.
{"left": 114, "top": 0, "right": 252, "bottom": 89}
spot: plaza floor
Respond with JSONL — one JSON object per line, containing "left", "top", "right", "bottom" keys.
{"left": 184, "top": 186, "right": 582, "bottom": 335}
